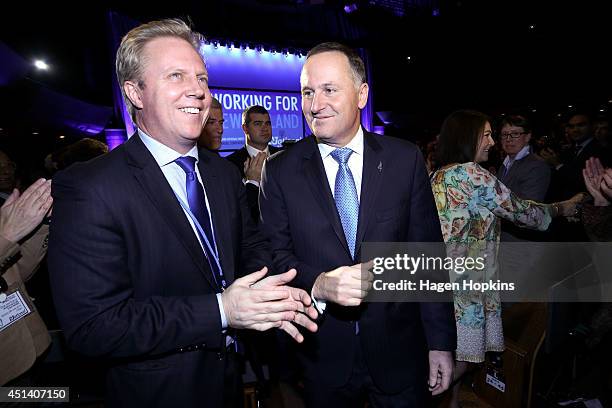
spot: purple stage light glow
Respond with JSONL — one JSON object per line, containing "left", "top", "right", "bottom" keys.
{"left": 344, "top": 4, "right": 358, "bottom": 13}
{"left": 105, "top": 128, "right": 128, "bottom": 150}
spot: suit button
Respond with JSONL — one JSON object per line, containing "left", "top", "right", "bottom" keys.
{"left": 179, "top": 348, "right": 184, "bottom": 352}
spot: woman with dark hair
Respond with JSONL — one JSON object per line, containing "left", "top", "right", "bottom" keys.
{"left": 430, "top": 110, "right": 582, "bottom": 407}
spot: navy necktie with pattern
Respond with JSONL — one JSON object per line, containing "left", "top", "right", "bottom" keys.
{"left": 175, "top": 156, "right": 225, "bottom": 289}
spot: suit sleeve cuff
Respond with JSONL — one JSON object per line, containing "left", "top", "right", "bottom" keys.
{"left": 216, "top": 293, "right": 228, "bottom": 329}
{"left": 245, "top": 179, "right": 260, "bottom": 188}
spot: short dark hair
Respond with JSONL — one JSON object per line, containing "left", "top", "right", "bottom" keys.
{"left": 437, "top": 110, "right": 490, "bottom": 166}
{"left": 306, "top": 42, "right": 366, "bottom": 85}
{"left": 242, "top": 105, "right": 270, "bottom": 126}
{"left": 499, "top": 114, "right": 532, "bottom": 133}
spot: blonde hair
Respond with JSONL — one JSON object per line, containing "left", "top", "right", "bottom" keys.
{"left": 115, "top": 18, "right": 204, "bottom": 122}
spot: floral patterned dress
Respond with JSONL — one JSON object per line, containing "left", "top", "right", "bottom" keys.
{"left": 430, "top": 162, "right": 552, "bottom": 363}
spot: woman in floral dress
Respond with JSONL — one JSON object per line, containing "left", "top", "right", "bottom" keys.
{"left": 430, "top": 110, "right": 582, "bottom": 406}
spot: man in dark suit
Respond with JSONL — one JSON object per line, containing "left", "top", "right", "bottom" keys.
{"left": 48, "top": 19, "right": 317, "bottom": 408}
{"left": 227, "top": 106, "right": 280, "bottom": 223}
{"left": 551, "top": 111, "right": 609, "bottom": 200}
{"left": 259, "top": 42, "right": 456, "bottom": 407}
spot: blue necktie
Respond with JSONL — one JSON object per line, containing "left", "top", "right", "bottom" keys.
{"left": 331, "top": 148, "right": 359, "bottom": 259}
{"left": 175, "top": 156, "right": 225, "bottom": 289}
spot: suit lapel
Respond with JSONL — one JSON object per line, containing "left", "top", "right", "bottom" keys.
{"left": 355, "top": 132, "right": 383, "bottom": 258}
{"left": 197, "top": 152, "right": 235, "bottom": 285}
{"left": 302, "top": 137, "right": 351, "bottom": 255}
{"left": 125, "top": 136, "right": 216, "bottom": 290}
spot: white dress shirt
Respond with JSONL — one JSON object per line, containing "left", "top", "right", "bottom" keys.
{"left": 312, "top": 126, "right": 365, "bottom": 312}
{"left": 138, "top": 130, "right": 228, "bottom": 328}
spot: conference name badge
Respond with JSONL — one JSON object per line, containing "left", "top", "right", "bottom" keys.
{"left": 0, "top": 290, "right": 32, "bottom": 332}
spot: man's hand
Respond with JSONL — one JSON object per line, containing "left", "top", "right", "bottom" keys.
{"left": 428, "top": 350, "right": 454, "bottom": 396}
{"left": 311, "top": 262, "right": 374, "bottom": 306}
{"left": 251, "top": 268, "right": 318, "bottom": 339}
{"left": 0, "top": 178, "right": 52, "bottom": 243}
{"left": 244, "top": 152, "right": 267, "bottom": 183}
{"left": 601, "top": 168, "right": 612, "bottom": 202}
{"left": 221, "top": 267, "right": 318, "bottom": 343}
{"left": 583, "top": 157, "right": 610, "bottom": 206}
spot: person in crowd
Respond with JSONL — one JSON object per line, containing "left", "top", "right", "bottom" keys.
{"left": 227, "top": 105, "right": 280, "bottom": 223}
{"left": 430, "top": 110, "right": 582, "bottom": 408}
{"left": 581, "top": 157, "right": 612, "bottom": 399}
{"left": 0, "top": 178, "right": 52, "bottom": 385}
{"left": 227, "top": 105, "right": 280, "bottom": 181}
{"left": 55, "top": 138, "right": 109, "bottom": 171}
{"left": 497, "top": 114, "right": 551, "bottom": 242}
{"left": 550, "top": 111, "right": 608, "bottom": 200}
{"left": 47, "top": 18, "right": 317, "bottom": 408}
{"left": 198, "top": 97, "right": 225, "bottom": 152}
{"left": 260, "top": 41, "right": 456, "bottom": 407}
{"left": 593, "top": 115, "right": 610, "bottom": 149}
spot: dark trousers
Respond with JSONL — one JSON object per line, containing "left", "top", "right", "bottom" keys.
{"left": 303, "top": 341, "right": 428, "bottom": 408}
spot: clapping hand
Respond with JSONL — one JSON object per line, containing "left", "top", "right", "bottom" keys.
{"left": 221, "top": 267, "right": 318, "bottom": 343}
{"left": 0, "top": 178, "right": 52, "bottom": 243}
{"left": 583, "top": 157, "right": 611, "bottom": 206}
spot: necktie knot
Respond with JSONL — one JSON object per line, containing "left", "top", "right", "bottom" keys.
{"left": 175, "top": 156, "right": 197, "bottom": 174}
{"left": 331, "top": 147, "right": 353, "bottom": 165}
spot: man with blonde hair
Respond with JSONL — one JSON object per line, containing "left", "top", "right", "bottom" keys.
{"left": 49, "top": 18, "right": 317, "bottom": 408}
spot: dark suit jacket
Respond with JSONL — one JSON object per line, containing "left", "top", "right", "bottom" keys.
{"left": 259, "top": 132, "right": 456, "bottom": 394}
{"left": 497, "top": 152, "right": 551, "bottom": 242}
{"left": 550, "top": 138, "right": 609, "bottom": 200}
{"left": 227, "top": 145, "right": 281, "bottom": 222}
{"left": 48, "top": 135, "right": 269, "bottom": 408}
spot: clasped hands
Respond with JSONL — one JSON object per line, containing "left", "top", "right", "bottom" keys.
{"left": 221, "top": 267, "right": 318, "bottom": 343}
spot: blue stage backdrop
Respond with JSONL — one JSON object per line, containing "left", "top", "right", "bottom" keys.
{"left": 210, "top": 88, "right": 304, "bottom": 151}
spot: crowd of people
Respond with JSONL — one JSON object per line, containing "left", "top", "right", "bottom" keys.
{"left": 1, "top": 17, "right": 611, "bottom": 408}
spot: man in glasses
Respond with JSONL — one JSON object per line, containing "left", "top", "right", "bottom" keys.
{"left": 497, "top": 115, "right": 550, "bottom": 245}
{"left": 497, "top": 115, "right": 550, "bottom": 203}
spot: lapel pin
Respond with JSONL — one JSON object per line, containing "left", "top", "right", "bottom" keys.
{"left": 377, "top": 161, "right": 383, "bottom": 172}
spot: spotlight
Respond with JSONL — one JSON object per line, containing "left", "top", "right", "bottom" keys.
{"left": 34, "top": 60, "right": 49, "bottom": 70}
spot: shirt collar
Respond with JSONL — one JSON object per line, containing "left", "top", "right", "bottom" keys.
{"left": 317, "top": 126, "right": 364, "bottom": 159}
{"left": 503, "top": 144, "right": 530, "bottom": 167}
{"left": 138, "top": 129, "right": 199, "bottom": 167}
{"left": 245, "top": 143, "right": 269, "bottom": 158}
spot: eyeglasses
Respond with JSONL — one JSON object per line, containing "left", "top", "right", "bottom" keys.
{"left": 499, "top": 131, "right": 528, "bottom": 140}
